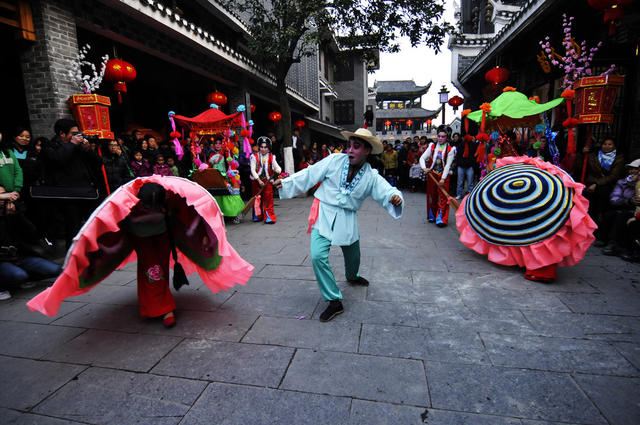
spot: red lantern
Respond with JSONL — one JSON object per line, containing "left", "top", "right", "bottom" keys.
{"left": 294, "top": 120, "right": 306, "bottom": 128}
{"left": 206, "top": 91, "right": 227, "bottom": 106}
{"left": 103, "top": 59, "right": 136, "bottom": 104}
{"left": 384, "top": 120, "right": 391, "bottom": 127}
{"left": 588, "top": 0, "right": 635, "bottom": 35}
{"left": 250, "top": 103, "right": 256, "bottom": 113}
{"left": 406, "top": 120, "right": 413, "bottom": 127}
{"left": 268, "top": 111, "right": 282, "bottom": 123}
{"left": 426, "top": 119, "right": 432, "bottom": 125}
{"left": 485, "top": 67, "right": 510, "bottom": 85}
{"left": 448, "top": 95, "right": 464, "bottom": 111}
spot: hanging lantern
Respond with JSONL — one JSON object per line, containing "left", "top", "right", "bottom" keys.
{"left": 268, "top": 111, "right": 282, "bottom": 123}
{"left": 250, "top": 103, "right": 256, "bottom": 113}
{"left": 103, "top": 59, "right": 136, "bottom": 104}
{"left": 485, "top": 67, "right": 510, "bottom": 85}
{"left": 384, "top": 120, "right": 391, "bottom": 127}
{"left": 448, "top": 95, "right": 464, "bottom": 111}
{"left": 588, "top": 0, "right": 635, "bottom": 35}
{"left": 206, "top": 91, "right": 227, "bottom": 106}
{"left": 406, "top": 119, "right": 413, "bottom": 127}
{"left": 294, "top": 120, "right": 305, "bottom": 128}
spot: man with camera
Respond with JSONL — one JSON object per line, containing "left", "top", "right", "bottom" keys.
{"left": 39, "top": 119, "right": 103, "bottom": 248}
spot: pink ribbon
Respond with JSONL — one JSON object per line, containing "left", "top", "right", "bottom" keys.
{"left": 254, "top": 194, "right": 262, "bottom": 217}
{"left": 307, "top": 198, "right": 320, "bottom": 234}
{"left": 168, "top": 115, "right": 184, "bottom": 160}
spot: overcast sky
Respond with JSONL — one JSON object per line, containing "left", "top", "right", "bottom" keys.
{"left": 369, "top": 0, "right": 462, "bottom": 121}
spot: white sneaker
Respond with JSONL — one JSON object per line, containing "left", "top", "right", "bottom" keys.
{"left": 0, "top": 291, "right": 11, "bottom": 300}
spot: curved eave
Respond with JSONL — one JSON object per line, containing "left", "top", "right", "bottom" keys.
{"left": 459, "top": 0, "right": 555, "bottom": 84}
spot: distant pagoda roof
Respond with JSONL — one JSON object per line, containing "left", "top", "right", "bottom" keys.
{"left": 375, "top": 80, "right": 432, "bottom": 101}
{"left": 376, "top": 106, "right": 441, "bottom": 119}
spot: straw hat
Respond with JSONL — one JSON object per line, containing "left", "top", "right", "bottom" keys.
{"left": 340, "top": 128, "right": 383, "bottom": 155}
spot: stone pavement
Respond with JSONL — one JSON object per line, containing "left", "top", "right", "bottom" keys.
{"left": 1, "top": 191, "right": 640, "bottom": 425}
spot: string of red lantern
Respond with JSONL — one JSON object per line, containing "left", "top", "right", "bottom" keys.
{"left": 294, "top": 120, "right": 305, "bottom": 128}
{"left": 103, "top": 59, "right": 136, "bottom": 104}
{"left": 207, "top": 91, "right": 227, "bottom": 106}
{"left": 485, "top": 67, "right": 509, "bottom": 85}
{"left": 448, "top": 95, "right": 464, "bottom": 112}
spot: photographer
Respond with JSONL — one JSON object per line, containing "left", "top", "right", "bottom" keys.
{"left": 39, "top": 119, "right": 102, "bottom": 248}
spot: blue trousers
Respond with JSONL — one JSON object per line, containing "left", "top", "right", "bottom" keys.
{"left": 457, "top": 166, "right": 475, "bottom": 197}
{"left": 310, "top": 229, "right": 360, "bottom": 301}
{"left": 0, "top": 256, "right": 61, "bottom": 289}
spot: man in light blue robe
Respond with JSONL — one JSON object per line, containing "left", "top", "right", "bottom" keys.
{"left": 275, "top": 128, "right": 403, "bottom": 322}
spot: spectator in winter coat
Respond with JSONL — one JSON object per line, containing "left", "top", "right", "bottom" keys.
{"left": 596, "top": 159, "right": 640, "bottom": 258}
{"left": 103, "top": 140, "right": 132, "bottom": 191}
{"left": 130, "top": 150, "right": 153, "bottom": 178}
{"left": 40, "top": 119, "right": 102, "bottom": 248}
{"left": 455, "top": 134, "right": 478, "bottom": 200}
{"left": 579, "top": 137, "right": 625, "bottom": 225}
{"left": 152, "top": 154, "right": 173, "bottom": 177}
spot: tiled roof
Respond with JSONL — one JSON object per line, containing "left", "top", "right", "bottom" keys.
{"left": 375, "top": 80, "right": 432, "bottom": 95}
{"left": 376, "top": 107, "right": 441, "bottom": 119}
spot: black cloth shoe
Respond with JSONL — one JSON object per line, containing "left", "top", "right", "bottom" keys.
{"left": 348, "top": 276, "right": 369, "bottom": 286}
{"left": 593, "top": 239, "right": 607, "bottom": 248}
{"left": 602, "top": 243, "right": 618, "bottom": 256}
{"left": 319, "top": 300, "right": 344, "bottom": 322}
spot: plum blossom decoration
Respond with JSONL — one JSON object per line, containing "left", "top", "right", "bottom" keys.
{"left": 68, "top": 44, "right": 109, "bottom": 94}
{"left": 538, "top": 14, "right": 615, "bottom": 89}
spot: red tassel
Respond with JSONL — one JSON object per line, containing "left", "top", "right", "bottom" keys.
{"left": 475, "top": 142, "right": 486, "bottom": 163}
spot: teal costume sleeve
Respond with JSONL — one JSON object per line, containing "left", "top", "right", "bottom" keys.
{"left": 370, "top": 171, "right": 403, "bottom": 218}
{"left": 279, "top": 155, "right": 337, "bottom": 199}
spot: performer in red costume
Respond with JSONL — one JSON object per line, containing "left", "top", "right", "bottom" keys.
{"left": 250, "top": 137, "right": 282, "bottom": 224}
{"left": 420, "top": 126, "right": 456, "bottom": 227}
{"left": 28, "top": 176, "right": 254, "bottom": 325}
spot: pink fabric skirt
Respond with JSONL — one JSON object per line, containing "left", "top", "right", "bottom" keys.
{"left": 28, "top": 176, "right": 254, "bottom": 316}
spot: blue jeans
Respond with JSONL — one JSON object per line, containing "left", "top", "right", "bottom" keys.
{"left": 457, "top": 166, "right": 475, "bottom": 198}
{"left": 0, "top": 256, "right": 62, "bottom": 289}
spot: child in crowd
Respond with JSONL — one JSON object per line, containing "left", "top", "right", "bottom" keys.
{"left": 130, "top": 150, "right": 153, "bottom": 177}
{"left": 166, "top": 156, "right": 180, "bottom": 177}
{"left": 153, "top": 154, "right": 173, "bottom": 177}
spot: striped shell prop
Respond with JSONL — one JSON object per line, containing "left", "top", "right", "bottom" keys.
{"left": 464, "top": 164, "right": 574, "bottom": 246}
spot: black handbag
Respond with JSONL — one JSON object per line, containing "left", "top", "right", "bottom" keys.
{"left": 30, "top": 185, "right": 99, "bottom": 200}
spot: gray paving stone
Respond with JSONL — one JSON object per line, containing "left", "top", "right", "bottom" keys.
{"left": 171, "top": 286, "right": 234, "bottom": 311}
{"left": 234, "top": 277, "right": 319, "bottom": 296}
{"left": 482, "top": 333, "right": 638, "bottom": 375}
{"left": 33, "top": 367, "right": 206, "bottom": 425}
{"left": 242, "top": 316, "right": 360, "bottom": 352}
{"left": 221, "top": 292, "right": 319, "bottom": 318}
{"left": 0, "top": 408, "right": 84, "bottom": 424}
{"left": 558, "top": 292, "right": 640, "bottom": 316}
{"left": 523, "top": 311, "right": 640, "bottom": 342}
{"left": 460, "top": 287, "right": 571, "bottom": 312}
{"left": 181, "top": 382, "right": 350, "bottom": 425}
{"left": 416, "top": 305, "right": 536, "bottom": 335}
{"left": 349, "top": 400, "right": 522, "bottom": 425}
{"left": 42, "top": 329, "right": 182, "bottom": 372}
{"left": 425, "top": 361, "right": 606, "bottom": 424}
{"left": 0, "top": 356, "right": 85, "bottom": 410}
{"left": 444, "top": 258, "right": 516, "bottom": 274}
{"left": 0, "top": 321, "right": 85, "bottom": 359}
{"left": 141, "top": 309, "right": 259, "bottom": 342}
{"left": 467, "top": 272, "right": 599, "bottom": 293}
{"left": 368, "top": 281, "right": 465, "bottom": 307}
{"left": 151, "top": 339, "right": 293, "bottom": 387}
{"left": 0, "top": 299, "right": 85, "bottom": 325}
{"left": 256, "top": 264, "right": 317, "bottom": 280}
{"left": 50, "top": 303, "right": 148, "bottom": 332}
{"left": 312, "top": 299, "right": 418, "bottom": 326}
{"left": 412, "top": 271, "right": 488, "bottom": 287}
{"left": 359, "top": 323, "right": 490, "bottom": 365}
{"left": 612, "top": 341, "right": 640, "bottom": 370}
{"left": 573, "top": 374, "right": 640, "bottom": 425}
{"left": 281, "top": 349, "right": 429, "bottom": 405}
